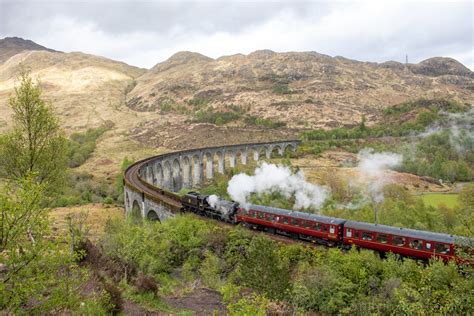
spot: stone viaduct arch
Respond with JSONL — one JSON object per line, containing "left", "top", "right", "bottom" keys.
{"left": 124, "top": 140, "right": 299, "bottom": 219}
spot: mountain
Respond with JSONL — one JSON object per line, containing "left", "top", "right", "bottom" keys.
{"left": 126, "top": 50, "right": 473, "bottom": 129}
{"left": 0, "top": 37, "right": 58, "bottom": 64}
{"left": 0, "top": 38, "right": 472, "bottom": 178}
{"left": 0, "top": 38, "right": 145, "bottom": 132}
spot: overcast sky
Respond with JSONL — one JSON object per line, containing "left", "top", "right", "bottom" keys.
{"left": 1, "top": 0, "right": 473, "bottom": 69}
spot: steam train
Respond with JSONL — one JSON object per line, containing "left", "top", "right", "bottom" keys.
{"left": 181, "top": 192, "right": 473, "bottom": 264}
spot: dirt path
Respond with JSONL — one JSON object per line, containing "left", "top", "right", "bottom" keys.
{"left": 164, "top": 288, "right": 227, "bottom": 315}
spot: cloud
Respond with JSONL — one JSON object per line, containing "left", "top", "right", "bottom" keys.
{"left": 1, "top": 0, "right": 472, "bottom": 69}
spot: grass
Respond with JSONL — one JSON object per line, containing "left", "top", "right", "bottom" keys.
{"left": 49, "top": 203, "right": 124, "bottom": 240}
{"left": 420, "top": 193, "right": 459, "bottom": 208}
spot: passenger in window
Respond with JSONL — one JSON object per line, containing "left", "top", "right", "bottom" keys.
{"left": 376, "top": 234, "right": 388, "bottom": 243}
{"left": 362, "top": 232, "right": 373, "bottom": 240}
{"left": 436, "top": 244, "right": 450, "bottom": 254}
{"left": 392, "top": 236, "right": 405, "bottom": 246}
{"left": 410, "top": 240, "right": 422, "bottom": 250}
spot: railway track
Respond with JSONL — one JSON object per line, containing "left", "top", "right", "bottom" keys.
{"left": 124, "top": 139, "right": 300, "bottom": 215}
{"left": 123, "top": 144, "right": 314, "bottom": 246}
{"left": 125, "top": 156, "right": 182, "bottom": 211}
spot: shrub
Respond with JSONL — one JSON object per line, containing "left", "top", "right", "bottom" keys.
{"left": 67, "top": 126, "right": 109, "bottom": 168}
{"left": 134, "top": 274, "right": 158, "bottom": 294}
{"left": 102, "top": 282, "right": 123, "bottom": 314}
{"left": 187, "top": 98, "right": 209, "bottom": 108}
{"left": 199, "top": 251, "right": 222, "bottom": 289}
{"left": 272, "top": 84, "right": 295, "bottom": 95}
{"left": 240, "top": 236, "right": 291, "bottom": 300}
{"left": 193, "top": 108, "right": 241, "bottom": 125}
{"left": 244, "top": 115, "right": 286, "bottom": 128}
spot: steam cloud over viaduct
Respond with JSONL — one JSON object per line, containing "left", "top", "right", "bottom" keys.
{"left": 124, "top": 140, "right": 299, "bottom": 221}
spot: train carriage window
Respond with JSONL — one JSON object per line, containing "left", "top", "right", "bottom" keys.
{"left": 329, "top": 225, "right": 335, "bottom": 234}
{"left": 282, "top": 217, "right": 289, "bottom": 224}
{"left": 346, "top": 228, "right": 352, "bottom": 238}
{"left": 267, "top": 214, "right": 275, "bottom": 221}
{"left": 291, "top": 218, "right": 300, "bottom": 226}
{"left": 376, "top": 234, "right": 388, "bottom": 244}
{"left": 409, "top": 239, "right": 423, "bottom": 250}
{"left": 304, "top": 220, "right": 312, "bottom": 228}
{"left": 362, "top": 232, "right": 373, "bottom": 241}
{"left": 257, "top": 212, "right": 264, "bottom": 219}
{"left": 240, "top": 209, "right": 248, "bottom": 216}
{"left": 435, "top": 243, "right": 450, "bottom": 254}
{"left": 249, "top": 211, "right": 255, "bottom": 218}
{"left": 425, "top": 242, "right": 432, "bottom": 250}
{"left": 313, "top": 222, "right": 322, "bottom": 231}
{"left": 322, "top": 225, "right": 328, "bottom": 232}
{"left": 392, "top": 236, "right": 405, "bottom": 246}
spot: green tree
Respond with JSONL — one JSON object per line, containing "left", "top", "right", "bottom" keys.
{"left": 0, "top": 177, "right": 85, "bottom": 313}
{"left": 0, "top": 71, "right": 67, "bottom": 195}
{"left": 359, "top": 115, "right": 367, "bottom": 132}
{"left": 240, "top": 236, "right": 290, "bottom": 299}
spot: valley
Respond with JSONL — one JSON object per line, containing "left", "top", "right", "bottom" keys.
{"left": 0, "top": 36, "right": 472, "bottom": 315}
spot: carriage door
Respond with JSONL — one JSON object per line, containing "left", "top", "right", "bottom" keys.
{"left": 346, "top": 228, "right": 352, "bottom": 238}
{"left": 329, "top": 225, "right": 335, "bottom": 234}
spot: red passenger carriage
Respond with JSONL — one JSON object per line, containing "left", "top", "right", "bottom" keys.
{"left": 343, "top": 221, "right": 458, "bottom": 261}
{"left": 236, "top": 205, "right": 346, "bottom": 246}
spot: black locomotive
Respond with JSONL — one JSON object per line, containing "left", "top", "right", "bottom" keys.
{"left": 181, "top": 192, "right": 238, "bottom": 223}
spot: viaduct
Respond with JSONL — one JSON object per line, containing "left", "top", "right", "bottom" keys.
{"left": 123, "top": 140, "right": 300, "bottom": 222}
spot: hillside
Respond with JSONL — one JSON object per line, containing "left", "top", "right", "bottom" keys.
{"left": 0, "top": 46, "right": 145, "bottom": 132}
{"left": 127, "top": 50, "right": 473, "bottom": 129}
{"left": 0, "top": 36, "right": 58, "bottom": 64}
{"left": 0, "top": 38, "right": 472, "bottom": 179}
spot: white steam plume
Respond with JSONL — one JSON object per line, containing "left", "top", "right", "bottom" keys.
{"left": 420, "top": 108, "right": 474, "bottom": 154}
{"left": 354, "top": 148, "right": 403, "bottom": 204}
{"left": 227, "top": 162, "right": 329, "bottom": 210}
{"left": 207, "top": 194, "right": 219, "bottom": 208}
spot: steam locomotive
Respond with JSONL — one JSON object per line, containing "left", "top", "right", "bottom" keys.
{"left": 181, "top": 191, "right": 473, "bottom": 264}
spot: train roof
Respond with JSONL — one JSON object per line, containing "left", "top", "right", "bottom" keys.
{"left": 247, "top": 204, "right": 346, "bottom": 225}
{"left": 344, "top": 220, "right": 457, "bottom": 244}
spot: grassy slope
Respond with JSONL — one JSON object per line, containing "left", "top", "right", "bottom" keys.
{"left": 421, "top": 193, "right": 459, "bottom": 208}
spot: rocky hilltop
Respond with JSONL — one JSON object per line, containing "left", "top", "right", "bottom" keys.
{"left": 0, "top": 37, "right": 58, "bottom": 64}
{"left": 126, "top": 50, "right": 473, "bottom": 129}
